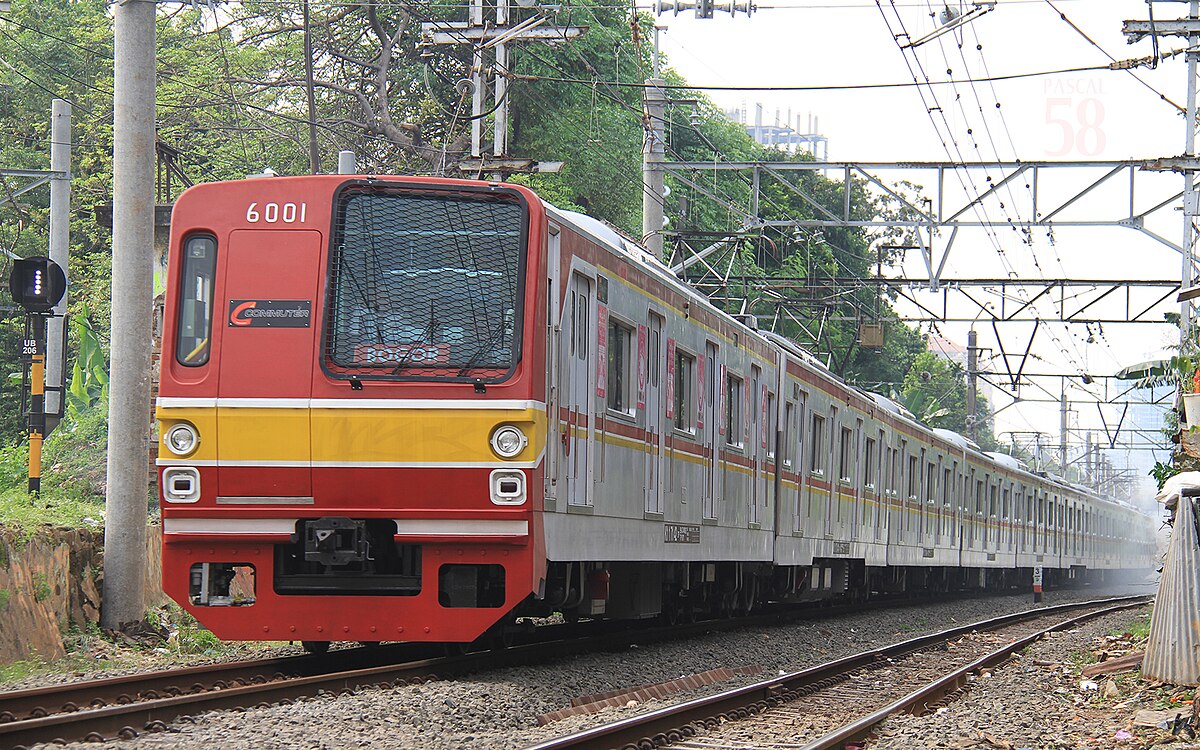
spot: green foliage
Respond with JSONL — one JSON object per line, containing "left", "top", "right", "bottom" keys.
{"left": 0, "top": 589, "right": 9, "bottom": 611}
{"left": 897, "top": 351, "right": 969, "bottom": 432}
{"left": 66, "top": 309, "right": 108, "bottom": 418}
{"left": 32, "top": 572, "right": 50, "bottom": 602}
{"left": 0, "top": 399, "right": 109, "bottom": 529}
{"left": 1150, "top": 461, "right": 1179, "bottom": 491}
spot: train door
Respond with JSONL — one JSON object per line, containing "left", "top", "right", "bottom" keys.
{"left": 545, "top": 227, "right": 560, "bottom": 505}
{"left": 704, "top": 342, "right": 720, "bottom": 520}
{"left": 644, "top": 314, "right": 664, "bottom": 515}
{"left": 794, "top": 390, "right": 808, "bottom": 534}
{"left": 749, "top": 365, "right": 762, "bottom": 526}
{"left": 781, "top": 398, "right": 795, "bottom": 534}
{"left": 220, "top": 229, "right": 320, "bottom": 498}
{"left": 562, "top": 273, "right": 594, "bottom": 508}
{"left": 764, "top": 389, "right": 777, "bottom": 527}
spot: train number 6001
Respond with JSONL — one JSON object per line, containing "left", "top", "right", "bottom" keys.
{"left": 246, "top": 202, "right": 307, "bottom": 224}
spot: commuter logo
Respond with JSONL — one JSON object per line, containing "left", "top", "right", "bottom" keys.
{"left": 228, "top": 300, "right": 312, "bottom": 328}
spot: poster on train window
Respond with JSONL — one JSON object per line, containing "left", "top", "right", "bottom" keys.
{"left": 637, "top": 325, "right": 648, "bottom": 410}
{"left": 697, "top": 355, "right": 706, "bottom": 430}
{"left": 665, "top": 338, "right": 676, "bottom": 420}
{"left": 596, "top": 304, "right": 608, "bottom": 399}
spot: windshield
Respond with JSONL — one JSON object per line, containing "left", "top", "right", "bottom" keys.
{"left": 324, "top": 184, "right": 527, "bottom": 381}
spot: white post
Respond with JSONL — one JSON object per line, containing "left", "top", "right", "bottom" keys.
{"left": 103, "top": 0, "right": 155, "bottom": 629}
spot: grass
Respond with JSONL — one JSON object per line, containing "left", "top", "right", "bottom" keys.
{"left": 0, "top": 402, "right": 154, "bottom": 533}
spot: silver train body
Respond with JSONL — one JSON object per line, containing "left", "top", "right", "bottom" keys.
{"left": 535, "top": 205, "right": 1155, "bottom": 619}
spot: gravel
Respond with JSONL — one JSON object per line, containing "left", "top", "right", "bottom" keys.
{"left": 37, "top": 582, "right": 1155, "bottom": 750}
{"left": 866, "top": 608, "right": 1157, "bottom": 750}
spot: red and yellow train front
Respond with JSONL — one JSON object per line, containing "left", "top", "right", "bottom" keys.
{"left": 157, "top": 176, "right": 547, "bottom": 643}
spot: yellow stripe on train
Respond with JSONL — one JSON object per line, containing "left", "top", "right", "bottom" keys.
{"left": 157, "top": 406, "right": 546, "bottom": 465}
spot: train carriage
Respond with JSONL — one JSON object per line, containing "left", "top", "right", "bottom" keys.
{"left": 157, "top": 174, "right": 1156, "bottom": 646}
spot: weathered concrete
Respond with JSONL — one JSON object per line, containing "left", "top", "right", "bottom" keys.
{"left": 0, "top": 524, "right": 164, "bottom": 663}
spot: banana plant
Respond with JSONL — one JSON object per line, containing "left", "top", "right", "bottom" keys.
{"left": 66, "top": 307, "right": 108, "bottom": 418}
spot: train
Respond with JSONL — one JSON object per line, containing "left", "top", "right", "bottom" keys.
{"left": 156, "top": 174, "right": 1157, "bottom": 648}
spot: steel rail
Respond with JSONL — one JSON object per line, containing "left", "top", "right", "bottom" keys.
{"left": 0, "top": 594, "right": 934, "bottom": 749}
{"left": 521, "top": 595, "right": 1152, "bottom": 750}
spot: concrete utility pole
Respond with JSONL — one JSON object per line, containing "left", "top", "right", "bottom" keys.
{"left": 420, "top": 1, "right": 583, "bottom": 176}
{"left": 642, "top": 75, "right": 667, "bottom": 259}
{"left": 104, "top": 0, "right": 156, "bottom": 630}
{"left": 1059, "top": 380, "right": 1068, "bottom": 472}
{"left": 45, "top": 99, "right": 70, "bottom": 434}
{"left": 966, "top": 328, "right": 978, "bottom": 443}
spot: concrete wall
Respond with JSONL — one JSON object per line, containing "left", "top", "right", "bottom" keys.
{"left": 0, "top": 524, "right": 164, "bottom": 663}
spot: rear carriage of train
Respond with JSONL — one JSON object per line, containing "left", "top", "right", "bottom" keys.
{"left": 157, "top": 175, "right": 552, "bottom": 643}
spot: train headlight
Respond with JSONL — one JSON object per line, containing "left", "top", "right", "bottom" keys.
{"left": 165, "top": 422, "right": 200, "bottom": 456}
{"left": 490, "top": 425, "right": 527, "bottom": 458}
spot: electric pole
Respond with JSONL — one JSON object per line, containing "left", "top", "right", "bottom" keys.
{"left": 1124, "top": 5, "right": 1200, "bottom": 342}
{"left": 642, "top": 73, "right": 666, "bottom": 259}
{"left": 104, "top": 0, "right": 156, "bottom": 630}
{"left": 966, "top": 328, "right": 978, "bottom": 443}
{"left": 420, "top": 0, "right": 584, "bottom": 177}
{"left": 302, "top": 0, "right": 320, "bottom": 174}
{"left": 1059, "top": 379, "right": 1068, "bottom": 473}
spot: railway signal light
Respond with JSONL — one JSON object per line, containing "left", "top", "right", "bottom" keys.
{"left": 9, "top": 256, "right": 66, "bottom": 313}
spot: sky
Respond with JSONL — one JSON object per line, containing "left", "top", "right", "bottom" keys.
{"left": 651, "top": 0, "right": 1187, "bottom": 492}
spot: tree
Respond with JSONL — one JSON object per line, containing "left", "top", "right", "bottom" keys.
{"left": 899, "top": 350, "right": 968, "bottom": 433}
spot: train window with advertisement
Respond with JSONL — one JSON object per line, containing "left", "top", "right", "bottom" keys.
{"left": 809, "top": 413, "right": 825, "bottom": 475}
{"left": 726, "top": 373, "right": 743, "bottom": 446}
{"left": 673, "top": 349, "right": 695, "bottom": 432}
{"left": 606, "top": 317, "right": 634, "bottom": 415}
{"left": 324, "top": 184, "right": 527, "bottom": 382}
{"left": 176, "top": 234, "right": 217, "bottom": 367}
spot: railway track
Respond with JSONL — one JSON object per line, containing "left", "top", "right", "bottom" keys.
{"left": 0, "top": 593, "right": 934, "bottom": 749}
{"left": 522, "top": 595, "right": 1152, "bottom": 750}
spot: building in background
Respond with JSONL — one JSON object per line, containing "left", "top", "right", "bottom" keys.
{"left": 726, "top": 103, "right": 829, "bottom": 158}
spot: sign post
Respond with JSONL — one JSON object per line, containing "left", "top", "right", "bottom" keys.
{"left": 1032, "top": 565, "right": 1044, "bottom": 604}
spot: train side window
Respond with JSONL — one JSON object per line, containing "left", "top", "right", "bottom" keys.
{"left": 907, "top": 454, "right": 919, "bottom": 499}
{"left": 925, "top": 460, "right": 936, "bottom": 502}
{"left": 863, "top": 437, "right": 877, "bottom": 489}
{"left": 176, "top": 234, "right": 218, "bottom": 367}
{"left": 809, "top": 413, "right": 825, "bottom": 476}
{"left": 673, "top": 349, "right": 695, "bottom": 432}
{"left": 782, "top": 401, "right": 795, "bottom": 469}
{"left": 838, "top": 427, "right": 853, "bottom": 482}
{"left": 606, "top": 317, "right": 635, "bottom": 416}
{"left": 766, "top": 392, "right": 777, "bottom": 460}
{"left": 649, "top": 320, "right": 661, "bottom": 387}
{"left": 726, "top": 373, "right": 743, "bottom": 447}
